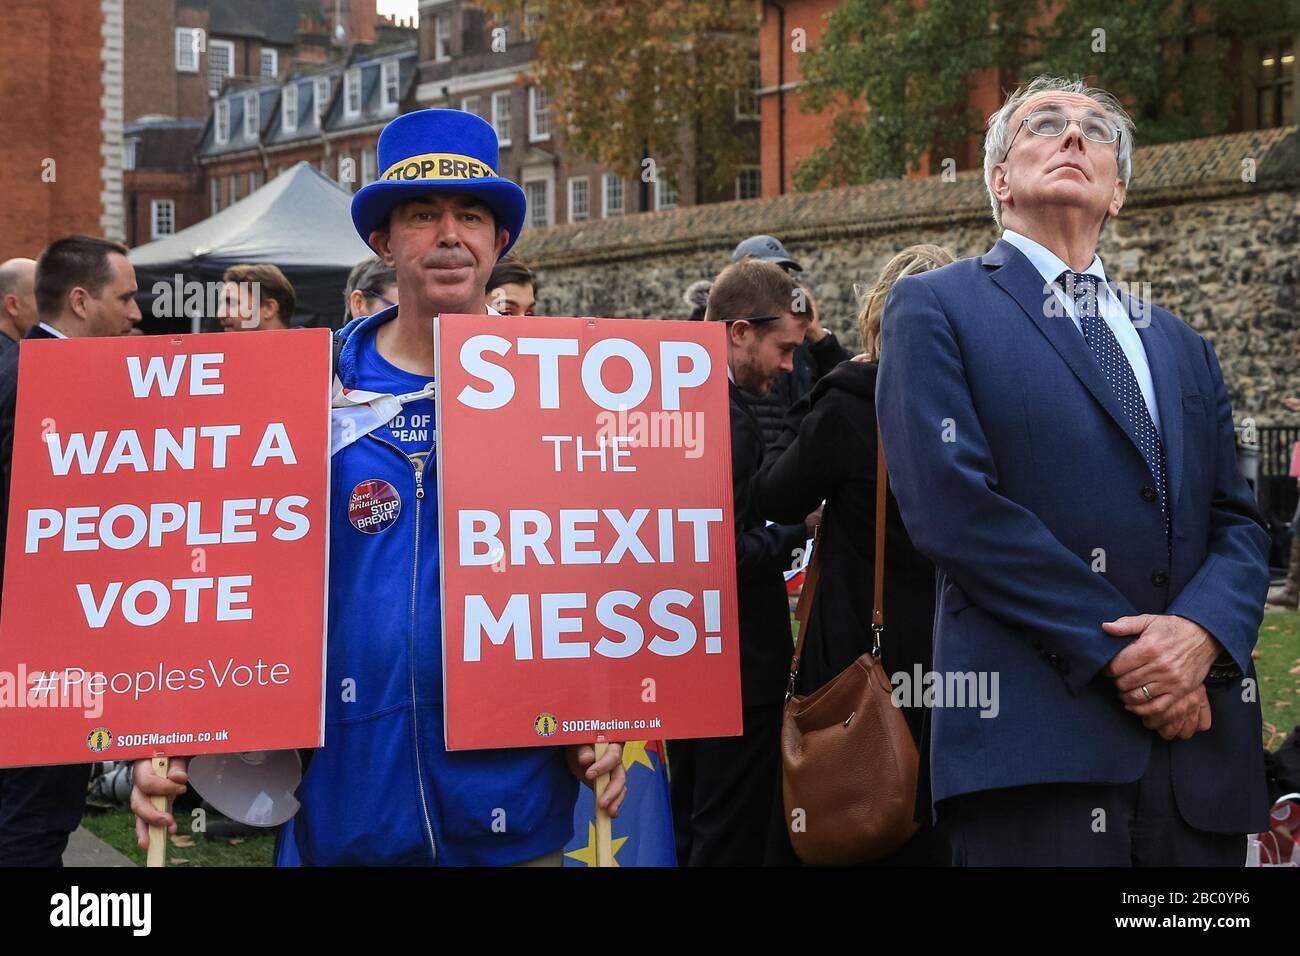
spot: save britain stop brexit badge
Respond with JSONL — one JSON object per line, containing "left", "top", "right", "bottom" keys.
{"left": 349, "top": 479, "right": 401, "bottom": 534}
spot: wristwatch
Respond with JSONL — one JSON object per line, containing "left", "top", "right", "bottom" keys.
{"left": 1204, "top": 652, "right": 1242, "bottom": 684}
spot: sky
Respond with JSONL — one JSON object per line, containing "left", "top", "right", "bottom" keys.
{"left": 376, "top": 0, "right": 419, "bottom": 22}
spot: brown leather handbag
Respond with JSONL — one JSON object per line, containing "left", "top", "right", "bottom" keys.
{"left": 780, "top": 436, "right": 920, "bottom": 865}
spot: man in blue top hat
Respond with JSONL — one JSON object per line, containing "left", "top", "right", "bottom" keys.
{"left": 128, "top": 109, "right": 627, "bottom": 866}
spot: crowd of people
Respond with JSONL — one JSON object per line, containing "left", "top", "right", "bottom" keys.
{"left": 0, "top": 74, "right": 1279, "bottom": 868}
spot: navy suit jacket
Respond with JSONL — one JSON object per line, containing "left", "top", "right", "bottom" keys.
{"left": 876, "top": 239, "right": 1271, "bottom": 834}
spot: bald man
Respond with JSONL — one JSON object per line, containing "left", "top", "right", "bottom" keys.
{"left": 0, "top": 259, "right": 38, "bottom": 352}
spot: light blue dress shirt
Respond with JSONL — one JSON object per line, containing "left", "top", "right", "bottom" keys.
{"left": 1001, "top": 229, "right": 1161, "bottom": 433}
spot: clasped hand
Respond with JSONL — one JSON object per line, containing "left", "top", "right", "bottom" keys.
{"left": 1103, "top": 614, "right": 1222, "bottom": 741}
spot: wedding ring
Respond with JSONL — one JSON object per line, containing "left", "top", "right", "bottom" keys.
{"left": 1141, "top": 685, "right": 1152, "bottom": 701}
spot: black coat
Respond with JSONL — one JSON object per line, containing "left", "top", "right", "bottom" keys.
{"left": 746, "top": 331, "right": 853, "bottom": 449}
{"left": 0, "top": 324, "right": 60, "bottom": 597}
{"left": 729, "top": 380, "right": 808, "bottom": 706}
{"left": 752, "top": 360, "right": 936, "bottom": 744}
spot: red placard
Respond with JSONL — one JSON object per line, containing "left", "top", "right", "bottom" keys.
{"left": 436, "top": 314, "right": 742, "bottom": 750}
{"left": 0, "top": 330, "right": 331, "bottom": 768}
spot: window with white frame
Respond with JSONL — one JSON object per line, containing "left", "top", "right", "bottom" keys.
{"left": 244, "top": 92, "right": 259, "bottom": 138}
{"left": 260, "top": 48, "right": 278, "bottom": 80}
{"left": 229, "top": 173, "right": 240, "bottom": 204}
{"left": 529, "top": 87, "right": 550, "bottom": 140}
{"left": 214, "top": 98, "right": 230, "bottom": 144}
{"left": 282, "top": 83, "right": 298, "bottom": 132}
{"left": 150, "top": 199, "right": 175, "bottom": 239}
{"left": 208, "top": 39, "right": 233, "bottom": 97}
{"left": 249, "top": 168, "right": 263, "bottom": 191}
{"left": 461, "top": 95, "right": 482, "bottom": 117}
{"left": 524, "top": 177, "right": 552, "bottom": 228}
{"left": 122, "top": 139, "right": 137, "bottom": 171}
{"left": 435, "top": 13, "right": 451, "bottom": 61}
{"left": 344, "top": 68, "right": 361, "bottom": 118}
{"left": 602, "top": 173, "right": 624, "bottom": 217}
{"left": 381, "top": 60, "right": 400, "bottom": 112}
{"left": 175, "top": 28, "right": 201, "bottom": 73}
{"left": 209, "top": 177, "right": 221, "bottom": 215}
{"left": 655, "top": 176, "right": 677, "bottom": 210}
{"left": 361, "top": 147, "right": 377, "bottom": 185}
{"left": 314, "top": 76, "right": 330, "bottom": 126}
{"left": 320, "top": 155, "right": 331, "bottom": 178}
{"left": 567, "top": 176, "right": 589, "bottom": 222}
{"left": 736, "top": 165, "right": 761, "bottom": 200}
{"left": 491, "top": 91, "right": 512, "bottom": 145}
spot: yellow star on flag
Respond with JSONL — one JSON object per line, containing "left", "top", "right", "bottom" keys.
{"left": 564, "top": 822, "right": 628, "bottom": 867}
{"left": 621, "top": 740, "right": 654, "bottom": 773}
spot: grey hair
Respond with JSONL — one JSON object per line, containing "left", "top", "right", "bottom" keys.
{"left": 983, "top": 75, "right": 1135, "bottom": 228}
{"left": 342, "top": 255, "right": 397, "bottom": 322}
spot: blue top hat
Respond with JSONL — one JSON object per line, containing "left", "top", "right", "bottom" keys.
{"left": 350, "top": 108, "right": 526, "bottom": 259}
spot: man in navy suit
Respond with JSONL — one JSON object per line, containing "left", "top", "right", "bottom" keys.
{"left": 0, "top": 235, "right": 141, "bottom": 865}
{"left": 876, "top": 76, "right": 1270, "bottom": 866}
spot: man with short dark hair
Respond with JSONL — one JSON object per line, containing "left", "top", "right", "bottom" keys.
{"left": 730, "top": 235, "right": 851, "bottom": 448}
{"left": 484, "top": 255, "right": 537, "bottom": 316}
{"left": 0, "top": 234, "right": 140, "bottom": 866}
{"left": 668, "top": 258, "right": 812, "bottom": 866}
{"left": 0, "top": 258, "right": 38, "bottom": 352}
{"left": 130, "top": 109, "right": 626, "bottom": 867}
{"left": 219, "top": 263, "right": 295, "bottom": 332}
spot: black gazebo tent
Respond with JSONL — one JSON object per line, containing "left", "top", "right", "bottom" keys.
{"left": 130, "top": 162, "right": 374, "bottom": 333}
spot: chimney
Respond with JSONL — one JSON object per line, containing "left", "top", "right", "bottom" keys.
{"left": 350, "top": 0, "right": 378, "bottom": 46}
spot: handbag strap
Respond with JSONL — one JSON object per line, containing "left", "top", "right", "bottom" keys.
{"left": 785, "top": 428, "right": 889, "bottom": 701}
{"left": 870, "top": 429, "right": 887, "bottom": 654}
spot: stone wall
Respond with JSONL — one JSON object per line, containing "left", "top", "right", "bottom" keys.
{"left": 512, "top": 126, "right": 1299, "bottom": 424}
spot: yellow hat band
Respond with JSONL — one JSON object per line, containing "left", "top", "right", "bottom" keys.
{"left": 380, "top": 153, "right": 499, "bottom": 183}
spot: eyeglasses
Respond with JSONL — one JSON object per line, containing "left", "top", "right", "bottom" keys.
{"left": 719, "top": 315, "right": 782, "bottom": 324}
{"left": 363, "top": 288, "right": 397, "bottom": 308}
{"left": 1001, "top": 110, "right": 1121, "bottom": 162}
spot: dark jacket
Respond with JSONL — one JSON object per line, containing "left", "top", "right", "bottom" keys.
{"left": 0, "top": 325, "right": 60, "bottom": 597}
{"left": 730, "top": 380, "right": 807, "bottom": 706}
{"left": 877, "top": 240, "right": 1270, "bottom": 831}
{"left": 746, "top": 332, "right": 853, "bottom": 449}
{"left": 753, "top": 360, "right": 936, "bottom": 744}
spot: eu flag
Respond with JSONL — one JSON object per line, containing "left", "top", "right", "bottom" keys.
{"left": 563, "top": 740, "right": 676, "bottom": 867}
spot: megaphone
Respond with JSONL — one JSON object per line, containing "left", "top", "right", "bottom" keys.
{"left": 187, "top": 750, "right": 303, "bottom": 827}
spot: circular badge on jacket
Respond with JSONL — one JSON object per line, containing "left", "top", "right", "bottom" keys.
{"left": 349, "top": 479, "right": 401, "bottom": 534}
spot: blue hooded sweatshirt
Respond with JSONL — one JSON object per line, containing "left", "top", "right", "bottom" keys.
{"left": 274, "top": 306, "right": 577, "bottom": 866}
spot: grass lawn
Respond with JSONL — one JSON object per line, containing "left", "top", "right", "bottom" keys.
{"left": 80, "top": 804, "right": 276, "bottom": 867}
{"left": 1256, "top": 607, "right": 1300, "bottom": 750}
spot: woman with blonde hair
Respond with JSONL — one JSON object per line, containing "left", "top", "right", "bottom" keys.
{"left": 754, "top": 243, "right": 954, "bottom": 866}
{"left": 856, "top": 243, "right": 954, "bottom": 362}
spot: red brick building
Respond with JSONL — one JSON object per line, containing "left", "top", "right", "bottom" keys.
{"left": 758, "top": 0, "right": 1298, "bottom": 196}
{"left": 414, "top": 0, "right": 761, "bottom": 224}
{"left": 122, "top": 0, "right": 414, "bottom": 247}
{"left": 195, "top": 42, "right": 420, "bottom": 213}
{"left": 0, "top": 0, "right": 125, "bottom": 261}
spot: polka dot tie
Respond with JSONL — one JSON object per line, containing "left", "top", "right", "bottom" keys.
{"left": 1061, "top": 271, "right": 1171, "bottom": 544}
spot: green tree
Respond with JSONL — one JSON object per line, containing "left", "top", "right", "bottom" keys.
{"left": 1039, "top": 0, "right": 1300, "bottom": 145}
{"left": 794, "top": 0, "right": 1038, "bottom": 189}
{"left": 481, "top": 0, "right": 759, "bottom": 194}
{"left": 795, "top": 0, "right": 1300, "bottom": 190}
